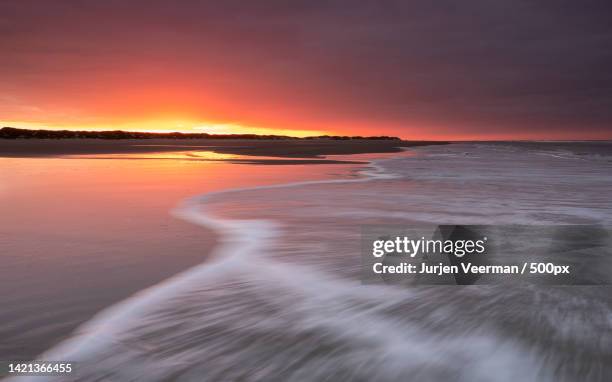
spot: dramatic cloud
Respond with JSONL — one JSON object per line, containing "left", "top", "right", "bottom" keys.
{"left": 1, "top": 0, "right": 611, "bottom": 138}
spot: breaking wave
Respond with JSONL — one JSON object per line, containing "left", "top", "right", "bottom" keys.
{"left": 15, "top": 143, "right": 612, "bottom": 382}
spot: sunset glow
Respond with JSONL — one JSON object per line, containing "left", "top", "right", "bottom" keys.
{"left": 2, "top": 2, "right": 612, "bottom": 378}
{"left": 1, "top": 1, "right": 611, "bottom": 140}
{"left": 0, "top": 119, "right": 325, "bottom": 137}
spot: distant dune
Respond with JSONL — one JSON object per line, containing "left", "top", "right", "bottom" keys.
{"left": 0, "top": 127, "right": 449, "bottom": 159}
{"left": 0, "top": 127, "right": 401, "bottom": 141}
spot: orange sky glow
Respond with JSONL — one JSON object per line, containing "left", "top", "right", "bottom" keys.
{"left": 2, "top": 2, "right": 611, "bottom": 140}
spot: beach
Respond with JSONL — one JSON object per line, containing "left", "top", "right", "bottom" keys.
{"left": 2, "top": 141, "right": 612, "bottom": 381}
{"left": 0, "top": 138, "right": 446, "bottom": 160}
{"left": 0, "top": 141, "right": 383, "bottom": 361}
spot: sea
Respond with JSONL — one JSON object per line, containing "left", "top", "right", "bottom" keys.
{"left": 8, "top": 142, "right": 612, "bottom": 382}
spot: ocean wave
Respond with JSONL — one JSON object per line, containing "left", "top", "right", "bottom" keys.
{"left": 12, "top": 143, "right": 612, "bottom": 381}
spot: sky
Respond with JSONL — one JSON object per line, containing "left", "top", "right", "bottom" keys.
{"left": 1, "top": 0, "right": 612, "bottom": 139}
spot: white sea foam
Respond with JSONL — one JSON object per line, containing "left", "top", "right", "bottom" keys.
{"left": 12, "top": 142, "right": 612, "bottom": 381}
{"left": 8, "top": 152, "right": 404, "bottom": 380}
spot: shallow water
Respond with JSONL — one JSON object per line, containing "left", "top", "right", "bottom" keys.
{"left": 0, "top": 153, "right": 343, "bottom": 361}
{"left": 9, "top": 143, "right": 612, "bottom": 381}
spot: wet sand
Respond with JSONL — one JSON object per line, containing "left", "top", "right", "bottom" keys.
{"left": 0, "top": 140, "right": 446, "bottom": 360}
{"left": 0, "top": 153, "right": 369, "bottom": 361}
{"left": 0, "top": 138, "right": 447, "bottom": 159}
